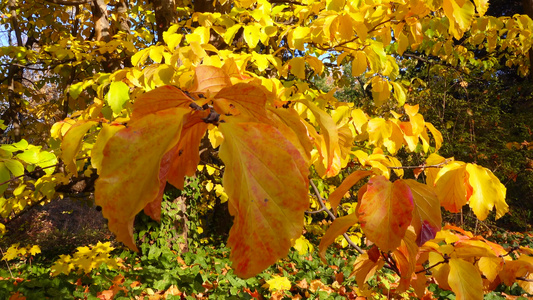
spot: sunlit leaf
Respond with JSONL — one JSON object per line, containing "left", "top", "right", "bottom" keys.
{"left": 328, "top": 170, "right": 373, "bottom": 213}
{"left": 61, "top": 120, "right": 98, "bottom": 174}
{"left": 465, "top": 163, "right": 508, "bottom": 220}
{"left": 448, "top": 258, "right": 483, "bottom": 300}
{"left": 219, "top": 120, "right": 309, "bottom": 278}
{"left": 357, "top": 176, "right": 414, "bottom": 252}
{"left": 434, "top": 161, "right": 469, "bottom": 212}
{"left": 106, "top": 81, "right": 130, "bottom": 115}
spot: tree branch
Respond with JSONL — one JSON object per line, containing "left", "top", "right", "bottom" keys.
{"left": 309, "top": 179, "right": 364, "bottom": 254}
{"left": 44, "top": 0, "right": 92, "bottom": 5}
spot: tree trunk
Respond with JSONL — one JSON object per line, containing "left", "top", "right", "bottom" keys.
{"left": 151, "top": 0, "right": 178, "bottom": 42}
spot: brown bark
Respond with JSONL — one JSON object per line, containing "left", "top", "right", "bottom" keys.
{"left": 91, "top": 0, "right": 111, "bottom": 42}
{"left": 151, "top": 0, "right": 178, "bottom": 42}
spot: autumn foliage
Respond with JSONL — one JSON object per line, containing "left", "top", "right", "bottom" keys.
{"left": 1, "top": 0, "right": 533, "bottom": 298}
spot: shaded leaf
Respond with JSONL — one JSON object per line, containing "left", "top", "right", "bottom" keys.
{"left": 328, "top": 170, "right": 373, "bottom": 213}
{"left": 95, "top": 108, "right": 188, "bottom": 251}
{"left": 404, "top": 179, "right": 442, "bottom": 246}
{"left": 132, "top": 85, "right": 193, "bottom": 118}
{"left": 318, "top": 213, "right": 358, "bottom": 263}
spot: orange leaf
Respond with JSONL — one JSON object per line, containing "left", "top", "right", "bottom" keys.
{"left": 132, "top": 85, "right": 193, "bottom": 119}
{"left": 318, "top": 213, "right": 358, "bottom": 263}
{"left": 392, "top": 228, "right": 418, "bottom": 292}
{"left": 163, "top": 111, "right": 209, "bottom": 189}
{"left": 267, "top": 107, "right": 313, "bottom": 165}
{"left": 215, "top": 83, "right": 270, "bottom": 123}
{"left": 91, "top": 123, "right": 124, "bottom": 172}
{"left": 448, "top": 258, "right": 483, "bottom": 300}
{"left": 404, "top": 179, "right": 442, "bottom": 246}
{"left": 192, "top": 65, "right": 232, "bottom": 94}
{"left": 218, "top": 121, "right": 309, "bottom": 278}
{"left": 357, "top": 176, "right": 414, "bottom": 252}
{"left": 350, "top": 249, "right": 385, "bottom": 288}
{"left": 328, "top": 170, "right": 373, "bottom": 213}
{"left": 95, "top": 107, "right": 189, "bottom": 251}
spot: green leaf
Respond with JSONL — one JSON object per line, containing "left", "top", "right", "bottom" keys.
{"left": 106, "top": 81, "right": 130, "bottom": 115}
{"left": 4, "top": 159, "right": 24, "bottom": 177}
{"left": 0, "top": 163, "right": 10, "bottom": 195}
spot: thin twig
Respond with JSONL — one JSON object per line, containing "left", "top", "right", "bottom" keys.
{"left": 386, "top": 159, "right": 452, "bottom": 170}
{"left": 309, "top": 180, "right": 364, "bottom": 254}
{"left": 0, "top": 247, "right": 14, "bottom": 278}
{"left": 305, "top": 207, "right": 327, "bottom": 214}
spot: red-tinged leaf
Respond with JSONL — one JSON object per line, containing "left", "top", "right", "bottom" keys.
{"left": 403, "top": 179, "right": 442, "bottom": 246}
{"left": 434, "top": 161, "right": 469, "bottom": 212}
{"left": 267, "top": 107, "right": 314, "bottom": 165}
{"left": 132, "top": 85, "right": 194, "bottom": 119}
{"left": 218, "top": 121, "right": 309, "bottom": 278}
{"left": 95, "top": 107, "right": 189, "bottom": 251}
{"left": 318, "top": 213, "right": 358, "bottom": 263}
{"left": 448, "top": 258, "right": 483, "bottom": 300}
{"left": 357, "top": 176, "right": 414, "bottom": 252}
{"left": 163, "top": 111, "right": 209, "bottom": 189}
{"left": 61, "top": 120, "right": 98, "bottom": 174}
{"left": 192, "top": 65, "right": 232, "bottom": 95}
{"left": 465, "top": 163, "right": 508, "bottom": 220}
{"left": 350, "top": 251, "right": 385, "bottom": 288}
{"left": 300, "top": 99, "right": 341, "bottom": 177}
{"left": 92, "top": 123, "right": 124, "bottom": 172}
{"left": 214, "top": 83, "right": 270, "bottom": 123}
{"left": 328, "top": 170, "right": 373, "bottom": 214}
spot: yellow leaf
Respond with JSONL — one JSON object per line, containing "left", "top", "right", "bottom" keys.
{"left": 288, "top": 57, "right": 306, "bottom": 80}
{"left": 218, "top": 120, "right": 309, "bottom": 278}
{"left": 264, "top": 275, "right": 292, "bottom": 291}
{"left": 288, "top": 27, "right": 310, "bottom": 51}
{"left": 448, "top": 258, "right": 483, "bottom": 300}
{"left": 477, "top": 256, "right": 503, "bottom": 282}
{"left": 61, "top": 120, "right": 98, "bottom": 174}
{"left": 367, "top": 118, "right": 392, "bottom": 148}
{"left": 434, "top": 161, "right": 469, "bottom": 213}
{"left": 318, "top": 213, "right": 358, "bottom": 262}
{"left": 442, "top": 0, "right": 475, "bottom": 39}
{"left": 465, "top": 163, "right": 508, "bottom": 220}
{"left": 223, "top": 24, "right": 242, "bottom": 45}
{"left": 92, "top": 123, "right": 126, "bottom": 172}
{"left": 300, "top": 99, "right": 341, "bottom": 177}
{"left": 473, "top": 0, "right": 489, "bottom": 17}
{"left": 390, "top": 81, "right": 407, "bottom": 106}
{"left": 425, "top": 122, "right": 443, "bottom": 151}
{"left": 244, "top": 24, "right": 261, "bottom": 48}
{"left": 293, "top": 235, "right": 314, "bottom": 255}
{"left": 28, "top": 245, "right": 41, "bottom": 256}
{"left": 351, "top": 51, "right": 367, "bottom": 77}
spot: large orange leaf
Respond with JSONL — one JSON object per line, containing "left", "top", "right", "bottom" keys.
{"left": 328, "top": 170, "right": 373, "bottom": 213}
{"left": 214, "top": 83, "right": 270, "bottom": 123}
{"left": 434, "top": 161, "right": 470, "bottom": 212}
{"left": 163, "top": 111, "right": 209, "bottom": 189}
{"left": 465, "top": 163, "right": 508, "bottom": 220}
{"left": 192, "top": 65, "right": 232, "bottom": 94}
{"left": 95, "top": 107, "right": 189, "bottom": 251}
{"left": 266, "top": 107, "right": 313, "bottom": 165}
{"left": 357, "top": 176, "right": 414, "bottom": 252}
{"left": 218, "top": 120, "right": 309, "bottom": 278}
{"left": 404, "top": 179, "right": 442, "bottom": 246}
{"left": 318, "top": 213, "right": 358, "bottom": 263}
{"left": 132, "top": 85, "right": 194, "bottom": 118}
{"left": 448, "top": 258, "right": 483, "bottom": 300}
{"left": 393, "top": 228, "right": 418, "bottom": 292}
